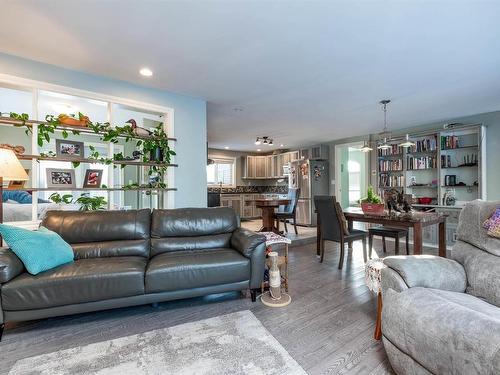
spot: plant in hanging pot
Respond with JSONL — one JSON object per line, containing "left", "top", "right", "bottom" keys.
{"left": 360, "top": 185, "right": 385, "bottom": 215}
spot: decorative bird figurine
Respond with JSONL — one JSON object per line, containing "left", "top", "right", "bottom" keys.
{"left": 125, "top": 119, "right": 152, "bottom": 137}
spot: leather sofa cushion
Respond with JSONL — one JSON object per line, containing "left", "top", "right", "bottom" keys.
{"left": 71, "top": 239, "right": 150, "bottom": 260}
{"left": 2, "top": 257, "right": 147, "bottom": 310}
{"left": 42, "top": 209, "right": 151, "bottom": 244}
{"left": 145, "top": 248, "right": 250, "bottom": 293}
{"left": 151, "top": 208, "right": 239, "bottom": 238}
{"left": 383, "top": 287, "right": 500, "bottom": 374}
{"left": 151, "top": 233, "right": 231, "bottom": 257}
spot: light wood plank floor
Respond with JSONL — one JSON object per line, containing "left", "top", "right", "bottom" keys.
{"left": 0, "top": 240, "right": 404, "bottom": 374}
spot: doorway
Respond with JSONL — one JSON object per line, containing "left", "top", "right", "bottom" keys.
{"left": 335, "top": 142, "right": 370, "bottom": 208}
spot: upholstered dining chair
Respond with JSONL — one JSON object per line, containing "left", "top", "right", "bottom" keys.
{"left": 314, "top": 195, "right": 367, "bottom": 269}
{"left": 274, "top": 188, "right": 300, "bottom": 234}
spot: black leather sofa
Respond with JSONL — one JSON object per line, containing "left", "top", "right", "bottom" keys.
{"left": 0, "top": 207, "right": 266, "bottom": 340}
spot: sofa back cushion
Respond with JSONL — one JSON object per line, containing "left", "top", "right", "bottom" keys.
{"left": 453, "top": 200, "right": 500, "bottom": 307}
{"left": 456, "top": 199, "right": 500, "bottom": 256}
{"left": 150, "top": 207, "right": 239, "bottom": 257}
{"left": 41, "top": 209, "right": 151, "bottom": 259}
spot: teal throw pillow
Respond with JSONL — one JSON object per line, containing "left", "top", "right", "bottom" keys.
{"left": 0, "top": 224, "right": 74, "bottom": 275}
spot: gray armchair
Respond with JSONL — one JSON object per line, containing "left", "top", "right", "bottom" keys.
{"left": 380, "top": 200, "right": 500, "bottom": 375}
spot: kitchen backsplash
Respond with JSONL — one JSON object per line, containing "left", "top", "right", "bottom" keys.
{"left": 207, "top": 185, "right": 288, "bottom": 194}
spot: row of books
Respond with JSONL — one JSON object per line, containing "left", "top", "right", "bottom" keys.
{"left": 441, "top": 135, "right": 460, "bottom": 149}
{"left": 377, "top": 144, "right": 403, "bottom": 156}
{"left": 407, "top": 156, "right": 437, "bottom": 170}
{"left": 379, "top": 159, "right": 403, "bottom": 172}
{"left": 408, "top": 137, "right": 437, "bottom": 153}
{"left": 379, "top": 173, "right": 404, "bottom": 188}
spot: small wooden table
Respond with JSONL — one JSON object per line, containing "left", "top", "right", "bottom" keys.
{"left": 255, "top": 199, "right": 290, "bottom": 234}
{"left": 317, "top": 207, "right": 447, "bottom": 257}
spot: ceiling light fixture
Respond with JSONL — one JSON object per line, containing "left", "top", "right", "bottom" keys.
{"left": 224, "top": 146, "right": 229, "bottom": 150}
{"left": 254, "top": 136, "right": 274, "bottom": 146}
{"left": 399, "top": 133, "right": 415, "bottom": 148}
{"left": 280, "top": 144, "right": 284, "bottom": 147}
{"left": 377, "top": 99, "right": 393, "bottom": 150}
{"left": 139, "top": 67, "right": 153, "bottom": 77}
{"left": 359, "top": 141, "right": 373, "bottom": 153}
{"left": 52, "top": 103, "right": 79, "bottom": 114}
{"left": 257, "top": 149, "right": 261, "bottom": 152}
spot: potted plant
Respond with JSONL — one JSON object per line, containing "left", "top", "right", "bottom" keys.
{"left": 360, "top": 186, "right": 385, "bottom": 215}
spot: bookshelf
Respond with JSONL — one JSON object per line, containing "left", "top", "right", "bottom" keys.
{"left": 376, "top": 125, "right": 486, "bottom": 246}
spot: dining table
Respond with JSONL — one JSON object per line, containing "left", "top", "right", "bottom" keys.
{"left": 255, "top": 198, "right": 291, "bottom": 234}
{"left": 316, "top": 207, "right": 447, "bottom": 257}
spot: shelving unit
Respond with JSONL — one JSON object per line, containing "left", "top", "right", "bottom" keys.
{"left": 376, "top": 125, "right": 486, "bottom": 246}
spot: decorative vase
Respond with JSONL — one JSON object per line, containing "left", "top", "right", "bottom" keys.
{"left": 361, "top": 203, "right": 385, "bottom": 216}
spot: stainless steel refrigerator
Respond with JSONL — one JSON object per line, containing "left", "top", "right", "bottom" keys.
{"left": 289, "top": 159, "right": 329, "bottom": 226}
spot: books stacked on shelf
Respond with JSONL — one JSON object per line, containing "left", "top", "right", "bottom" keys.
{"left": 379, "top": 159, "right": 403, "bottom": 172}
{"left": 441, "top": 135, "right": 459, "bottom": 149}
{"left": 407, "top": 155, "right": 437, "bottom": 170}
{"left": 378, "top": 144, "right": 402, "bottom": 156}
{"left": 409, "top": 137, "right": 437, "bottom": 153}
{"left": 379, "top": 173, "right": 404, "bottom": 188}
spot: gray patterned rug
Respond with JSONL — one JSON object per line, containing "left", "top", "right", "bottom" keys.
{"left": 10, "top": 310, "right": 306, "bottom": 375}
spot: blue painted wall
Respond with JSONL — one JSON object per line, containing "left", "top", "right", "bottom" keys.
{"left": 0, "top": 53, "right": 207, "bottom": 208}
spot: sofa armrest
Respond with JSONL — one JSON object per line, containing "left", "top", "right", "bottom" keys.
{"left": 381, "top": 255, "right": 467, "bottom": 294}
{"left": 231, "top": 228, "right": 266, "bottom": 258}
{"left": 0, "top": 247, "right": 24, "bottom": 284}
{"left": 231, "top": 228, "right": 266, "bottom": 289}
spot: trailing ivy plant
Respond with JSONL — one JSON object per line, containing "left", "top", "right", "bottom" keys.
{"left": 48, "top": 192, "right": 107, "bottom": 211}
{"left": 48, "top": 193, "right": 74, "bottom": 204}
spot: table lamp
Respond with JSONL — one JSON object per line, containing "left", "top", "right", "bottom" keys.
{"left": 0, "top": 148, "right": 29, "bottom": 225}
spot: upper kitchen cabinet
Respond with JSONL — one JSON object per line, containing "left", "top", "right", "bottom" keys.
{"left": 243, "top": 151, "right": 299, "bottom": 179}
{"left": 299, "top": 144, "right": 329, "bottom": 160}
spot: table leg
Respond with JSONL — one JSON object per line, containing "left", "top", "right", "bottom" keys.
{"left": 316, "top": 213, "right": 321, "bottom": 256}
{"left": 413, "top": 222, "right": 423, "bottom": 255}
{"left": 438, "top": 220, "right": 447, "bottom": 257}
{"left": 259, "top": 208, "right": 275, "bottom": 232}
{"left": 374, "top": 292, "right": 383, "bottom": 340}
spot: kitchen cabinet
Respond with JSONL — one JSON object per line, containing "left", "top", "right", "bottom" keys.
{"left": 255, "top": 156, "right": 267, "bottom": 178}
{"left": 244, "top": 151, "right": 299, "bottom": 179}
{"left": 220, "top": 194, "right": 242, "bottom": 216}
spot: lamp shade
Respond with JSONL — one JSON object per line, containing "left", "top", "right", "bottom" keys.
{"left": 0, "top": 148, "right": 29, "bottom": 181}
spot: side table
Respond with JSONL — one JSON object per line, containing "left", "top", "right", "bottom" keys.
{"left": 364, "top": 258, "right": 387, "bottom": 340}
{"left": 260, "top": 231, "right": 291, "bottom": 292}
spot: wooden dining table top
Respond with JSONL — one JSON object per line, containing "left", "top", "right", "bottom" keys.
{"left": 254, "top": 198, "right": 290, "bottom": 207}
{"left": 342, "top": 207, "right": 446, "bottom": 224}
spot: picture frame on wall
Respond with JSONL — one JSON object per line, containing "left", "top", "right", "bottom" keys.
{"left": 8, "top": 169, "right": 30, "bottom": 189}
{"left": 46, "top": 168, "right": 76, "bottom": 189}
{"left": 56, "top": 139, "right": 84, "bottom": 158}
{"left": 83, "top": 169, "right": 103, "bottom": 188}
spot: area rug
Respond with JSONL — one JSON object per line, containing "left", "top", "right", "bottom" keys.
{"left": 9, "top": 310, "right": 307, "bottom": 375}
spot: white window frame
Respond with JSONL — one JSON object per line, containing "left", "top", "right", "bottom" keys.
{"left": 0, "top": 73, "right": 175, "bottom": 228}
{"left": 207, "top": 157, "right": 236, "bottom": 188}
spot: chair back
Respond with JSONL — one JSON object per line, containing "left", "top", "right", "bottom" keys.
{"left": 313, "top": 195, "right": 343, "bottom": 242}
{"left": 279, "top": 188, "right": 300, "bottom": 214}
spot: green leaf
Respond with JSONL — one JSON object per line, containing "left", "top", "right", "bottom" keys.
{"left": 71, "top": 161, "right": 80, "bottom": 168}
{"left": 62, "top": 130, "right": 69, "bottom": 139}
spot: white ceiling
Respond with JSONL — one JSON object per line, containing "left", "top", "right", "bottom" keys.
{"left": 1, "top": 0, "right": 500, "bottom": 151}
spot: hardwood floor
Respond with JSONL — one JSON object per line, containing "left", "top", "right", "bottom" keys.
{"left": 0, "top": 240, "right": 398, "bottom": 374}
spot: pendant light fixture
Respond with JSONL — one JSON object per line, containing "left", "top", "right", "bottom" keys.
{"left": 399, "top": 133, "right": 415, "bottom": 148}
{"left": 359, "top": 141, "right": 373, "bottom": 153}
{"left": 377, "top": 99, "right": 392, "bottom": 150}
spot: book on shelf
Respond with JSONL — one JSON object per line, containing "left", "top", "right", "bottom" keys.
{"left": 409, "top": 136, "right": 437, "bottom": 153}
{"left": 441, "top": 135, "right": 460, "bottom": 149}
{"left": 379, "top": 159, "right": 403, "bottom": 172}
{"left": 407, "top": 155, "right": 437, "bottom": 170}
{"left": 379, "top": 173, "right": 404, "bottom": 188}
{"left": 377, "top": 144, "right": 402, "bottom": 156}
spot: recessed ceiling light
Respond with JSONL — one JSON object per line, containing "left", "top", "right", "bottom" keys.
{"left": 280, "top": 144, "right": 284, "bottom": 147}
{"left": 257, "top": 149, "right": 261, "bottom": 152}
{"left": 224, "top": 146, "right": 229, "bottom": 150}
{"left": 52, "top": 103, "right": 79, "bottom": 113}
{"left": 139, "top": 67, "right": 153, "bottom": 77}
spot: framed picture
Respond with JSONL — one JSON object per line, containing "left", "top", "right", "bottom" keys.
{"left": 83, "top": 169, "right": 103, "bottom": 188}
{"left": 8, "top": 169, "right": 30, "bottom": 189}
{"left": 46, "top": 168, "right": 76, "bottom": 188}
{"left": 56, "top": 139, "right": 84, "bottom": 158}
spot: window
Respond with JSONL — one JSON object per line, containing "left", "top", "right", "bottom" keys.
{"left": 348, "top": 160, "right": 361, "bottom": 205}
{"left": 207, "top": 158, "right": 235, "bottom": 186}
